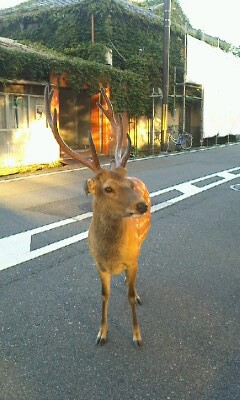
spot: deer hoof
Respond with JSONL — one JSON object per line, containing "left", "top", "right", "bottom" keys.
{"left": 136, "top": 295, "right": 142, "bottom": 305}
{"left": 96, "top": 337, "right": 107, "bottom": 346}
{"left": 133, "top": 338, "right": 143, "bottom": 348}
{"left": 133, "top": 330, "right": 142, "bottom": 348}
{"left": 96, "top": 331, "right": 108, "bottom": 346}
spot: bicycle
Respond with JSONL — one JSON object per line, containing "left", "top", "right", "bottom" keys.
{"left": 167, "top": 126, "right": 193, "bottom": 151}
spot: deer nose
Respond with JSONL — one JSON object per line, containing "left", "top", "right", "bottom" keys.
{"left": 136, "top": 202, "right": 148, "bottom": 214}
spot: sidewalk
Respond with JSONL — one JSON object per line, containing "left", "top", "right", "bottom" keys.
{"left": 61, "top": 151, "right": 112, "bottom": 168}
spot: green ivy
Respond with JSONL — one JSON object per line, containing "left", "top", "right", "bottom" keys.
{"left": 0, "top": 0, "right": 189, "bottom": 116}
{"left": 0, "top": 41, "right": 148, "bottom": 115}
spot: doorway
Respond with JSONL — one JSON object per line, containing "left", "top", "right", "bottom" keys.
{"left": 59, "top": 88, "right": 90, "bottom": 150}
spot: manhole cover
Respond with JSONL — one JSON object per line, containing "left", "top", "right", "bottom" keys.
{"left": 230, "top": 184, "right": 240, "bottom": 191}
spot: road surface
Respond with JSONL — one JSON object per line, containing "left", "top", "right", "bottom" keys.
{"left": 0, "top": 144, "right": 240, "bottom": 400}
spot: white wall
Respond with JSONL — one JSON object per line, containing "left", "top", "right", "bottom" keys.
{"left": 186, "top": 35, "right": 240, "bottom": 138}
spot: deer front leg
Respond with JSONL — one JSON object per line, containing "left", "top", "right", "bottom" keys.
{"left": 125, "top": 271, "right": 142, "bottom": 305}
{"left": 126, "top": 267, "right": 142, "bottom": 347}
{"left": 96, "top": 270, "right": 111, "bottom": 346}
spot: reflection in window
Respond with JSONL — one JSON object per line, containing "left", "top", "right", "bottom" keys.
{"left": 0, "top": 95, "right": 6, "bottom": 129}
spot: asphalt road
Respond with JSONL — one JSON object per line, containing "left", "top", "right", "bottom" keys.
{"left": 0, "top": 144, "right": 240, "bottom": 400}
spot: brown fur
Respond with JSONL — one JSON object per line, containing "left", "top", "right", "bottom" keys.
{"left": 87, "top": 167, "right": 151, "bottom": 346}
{"left": 45, "top": 85, "right": 151, "bottom": 347}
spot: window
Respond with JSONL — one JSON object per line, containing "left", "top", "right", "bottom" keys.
{"left": 0, "top": 94, "right": 6, "bottom": 129}
{"left": 9, "top": 95, "right": 28, "bottom": 129}
{"left": 29, "top": 96, "right": 44, "bottom": 122}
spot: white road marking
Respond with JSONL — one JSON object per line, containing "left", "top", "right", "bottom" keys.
{"left": 0, "top": 213, "right": 92, "bottom": 271}
{"left": 230, "top": 183, "right": 240, "bottom": 192}
{"left": 150, "top": 166, "right": 240, "bottom": 212}
{"left": 0, "top": 167, "right": 240, "bottom": 271}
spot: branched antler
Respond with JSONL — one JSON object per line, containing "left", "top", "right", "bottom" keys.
{"left": 97, "top": 87, "right": 131, "bottom": 168}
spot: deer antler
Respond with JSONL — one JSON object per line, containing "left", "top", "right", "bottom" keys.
{"left": 97, "top": 87, "right": 131, "bottom": 168}
{"left": 44, "top": 85, "right": 101, "bottom": 173}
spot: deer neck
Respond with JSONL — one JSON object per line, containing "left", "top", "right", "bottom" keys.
{"left": 91, "top": 204, "right": 123, "bottom": 243}
{"left": 89, "top": 203, "right": 125, "bottom": 263}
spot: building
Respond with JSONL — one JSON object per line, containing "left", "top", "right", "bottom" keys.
{"left": 0, "top": 37, "right": 118, "bottom": 166}
{"left": 0, "top": 0, "right": 205, "bottom": 166}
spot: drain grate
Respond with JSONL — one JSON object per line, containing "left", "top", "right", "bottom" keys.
{"left": 230, "top": 184, "right": 240, "bottom": 191}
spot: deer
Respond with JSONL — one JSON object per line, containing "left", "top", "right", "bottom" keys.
{"left": 44, "top": 85, "right": 151, "bottom": 347}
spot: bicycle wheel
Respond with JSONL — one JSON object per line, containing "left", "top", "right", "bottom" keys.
{"left": 181, "top": 133, "right": 192, "bottom": 150}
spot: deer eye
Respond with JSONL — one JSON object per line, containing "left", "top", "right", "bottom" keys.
{"left": 104, "top": 186, "right": 113, "bottom": 193}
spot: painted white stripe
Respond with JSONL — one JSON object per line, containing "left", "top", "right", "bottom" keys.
{"left": 0, "top": 212, "right": 92, "bottom": 271}
{"left": 31, "top": 211, "right": 92, "bottom": 237}
{"left": 0, "top": 231, "right": 88, "bottom": 271}
{"left": 150, "top": 167, "right": 240, "bottom": 213}
{"left": 0, "top": 166, "right": 240, "bottom": 271}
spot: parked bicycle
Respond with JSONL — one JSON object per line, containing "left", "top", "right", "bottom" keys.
{"left": 167, "top": 126, "right": 193, "bottom": 151}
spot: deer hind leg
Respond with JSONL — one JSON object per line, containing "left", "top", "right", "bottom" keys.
{"left": 96, "top": 271, "right": 111, "bottom": 346}
{"left": 126, "top": 267, "right": 142, "bottom": 347}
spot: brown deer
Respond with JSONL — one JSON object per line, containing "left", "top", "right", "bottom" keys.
{"left": 44, "top": 85, "right": 151, "bottom": 347}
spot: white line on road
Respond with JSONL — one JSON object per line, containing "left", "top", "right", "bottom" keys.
{"left": 0, "top": 212, "right": 92, "bottom": 271}
{"left": 150, "top": 166, "right": 240, "bottom": 212}
{"left": 0, "top": 166, "right": 240, "bottom": 271}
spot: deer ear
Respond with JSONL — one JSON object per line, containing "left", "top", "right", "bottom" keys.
{"left": 85, "top": 178, "right": 96, "bottom": 196}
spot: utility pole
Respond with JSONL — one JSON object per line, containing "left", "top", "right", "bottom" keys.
{"left": 91, "top": 14, "right": 95, "bottom": 44}
{"left": 161, "top": 0, "right": 171, "bottom": 151}
{"left": 150, "top": 88, "right": 163, "bottom": 154}
{"left": 182, "top": 26, "right": 187, "bottom": 133}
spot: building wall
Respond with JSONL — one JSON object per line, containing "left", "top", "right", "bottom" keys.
{"left": 0, "top": 82, "right": 59, "bottom": 167}
{"left": 0, "top": 78, "right": 202, "bottom": 168}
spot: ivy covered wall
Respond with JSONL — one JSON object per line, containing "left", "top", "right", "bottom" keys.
{"left": 0, "top": 0, "right": 186, "bottom": 116}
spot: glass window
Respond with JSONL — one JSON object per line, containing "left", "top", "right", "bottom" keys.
{"left": 29, "top": 96, "right": 44, "bottom": 122}
{"left": 0, "top": 94, "right": 7, "bottom": 129}
{"left": 9, "top": 95, "right": 28, "bottom": 129}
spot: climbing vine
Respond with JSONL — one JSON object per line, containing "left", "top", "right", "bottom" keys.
{"left": 0, "top": 0, "right": 188, "bottom": 115}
